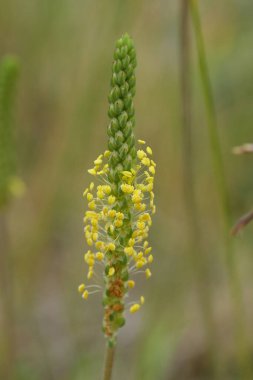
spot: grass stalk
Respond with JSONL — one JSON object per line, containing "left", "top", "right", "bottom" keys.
{"left": 103, "top": 344, "right": 115, "bottom": 380}
{"left": 0, "top": 56, "right": 19, "bottom": 380}
{"left": 0, "top": 211, "right": 15, "bottom": 380}
{"left": 189, "top": 0, "right": 252, "bottom": 377}
{"left": 180, "top": 1, "right": 221, "bottom": 377}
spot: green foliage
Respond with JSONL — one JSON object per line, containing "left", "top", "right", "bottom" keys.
{"left": 0, "top": 56, "right": 19, "bottom": 207}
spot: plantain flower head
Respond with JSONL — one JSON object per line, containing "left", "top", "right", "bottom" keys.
{"left": 79, "top": 34, "right": 156, "bottom": 346}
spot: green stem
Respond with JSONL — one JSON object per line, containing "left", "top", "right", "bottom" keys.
{"left": 103, "top": 344, "right": 115, "bottom": 380}
{"left": 189, "top": 0, "right": 252, "bottom": 378}
{"left": 0, "top": 211, "right": 15, "bottom": 379}
{"left": 180, "top": 1, "right": 221, "bottom": 378}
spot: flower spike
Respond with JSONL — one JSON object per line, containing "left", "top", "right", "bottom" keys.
{"left": 79, "top": 34, "right": 156, "bottom": 346}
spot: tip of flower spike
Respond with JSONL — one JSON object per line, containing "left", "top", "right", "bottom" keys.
{"left": 145, "top": 268, "right": 152, "bottom": 279}
{"left": 116, "top": 33, "right": 134, "bottom": 48}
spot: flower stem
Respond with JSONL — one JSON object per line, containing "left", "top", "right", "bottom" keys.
{"left": 0, "top": 211, "right": 15, "bottom": 379}
{"left": 189, "top": 0, "right": 252, "bottom": 377}
{"left": 103, "top": 344, "right": 115, "bottom": 380}
{"left": 180, "top": 1, "right": 222, "bottom": 378}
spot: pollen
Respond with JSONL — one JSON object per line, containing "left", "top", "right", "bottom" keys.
{"left": 103, "top": 185, "right": 111, "bottom": 194}
{"left": 128, "top": 238, "right": 135, "bottom": 246}
{"left": 148, "top": 254, "right": 154, "bottom": 263}
{"left": 97, "top": 190, "right": 104, "bottom": 199}
{"left": 108, "top": 209, "right": 116, "bottom": 218}
{"left": 87, "top": 270, "right": 93, "bottom": 280}
{"left": 145, "top": 268, "right": 152, "bottom": 279}
{"left": 145, "top": 247, "right": 152, "bottom": 255}
{"left": 137, "top": 150, "right": 146, "bottom": 160}
{"left": 88, "top": 168, "right": 97, "bottom": 176}
{"left": 149, "top": 166, "right": 155, "bottom": 175}
{"left": 146, "top": 146, "right": 152, "bottom": 155}
{"left": 96, "top": 252, "right": 104, "bottom": 261}
{"left": 141, "top": 157, "right": 150, "bottom": 166}
{"left": 130, "top": 304, "right": 140, "bottom": 313}
{"left": 122, "top": 170, "right": 132, "bottom": 178}
{"left": 114, "top": 219, "right": 123, "bottom": 228}
{"left": 96, "top": 241, "right": 105, "bottom": 250}
{"left": 108, "top": 267, "right": 115, "bottom": 276}
{"left": 82, "top": 290, "right": 89, "bottom": 300}
{"left": 128, "top": 280, "right": 135, "bottom": 288}
{"left": 78, "top": 284, "right": 85, "bottom": 293}
{"left": 88, "top": 201, "right": 96, "bottom": 210}
{"left": 124, "top": 246, "right": 135, "bottom": 256}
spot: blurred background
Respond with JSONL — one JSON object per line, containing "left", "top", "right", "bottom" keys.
{"left": 1, "top": 1, "right": 253, "bottom": 379}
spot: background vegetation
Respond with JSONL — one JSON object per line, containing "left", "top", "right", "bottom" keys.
{"left": 1, "top": 1, "right": 253, "bottom": 379}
